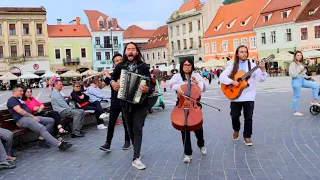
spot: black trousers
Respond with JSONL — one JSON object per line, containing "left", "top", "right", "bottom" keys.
{"left": 82, "top": 101, "right": 104, "bottom": 125}
{"left": 106, "top": 107, "right": 130, "bottom": 144}
{"left": 35, "top": 110, "right": 61, "bottom": 135}
{"left": 181, "top": 127, "right": 205, "bottom": 156}
{"left": 122, "top": 105, "right": 148, "bottom": 160}
{"left": 230, "top": 101, "right": 254, "bottom": 138}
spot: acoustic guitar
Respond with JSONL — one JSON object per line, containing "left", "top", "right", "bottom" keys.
{"left": 221, "top": 54, "right": 275, "bottom": 100}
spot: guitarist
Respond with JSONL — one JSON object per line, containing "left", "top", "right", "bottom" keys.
{"left": 219, "top": 45, "right": 267, "bottom": 146}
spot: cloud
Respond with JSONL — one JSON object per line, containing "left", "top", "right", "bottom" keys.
{"left": 127, "top": 20, "right": 163, "bottom": 30}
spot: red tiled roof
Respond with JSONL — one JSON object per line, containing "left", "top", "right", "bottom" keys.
{"left": 48, "top": 24, "right": 91, "bottom": 38}
{"left": 296, "top": 0, "right": 320, "bottom": 23}
{"left": 84, "top": 10, "right": 124, "bottom": 32}
{"left": 255, "top": 0, "right": 304, "bottom": 28}
{"left": 0, "top": 6, "right": 46, "bottom": 13}
{"left": 178, "top": 0, "right": 203, "bottom": 13}
{"left": 123, "top": 25, "right": 156, "bottom": 39}
{"left": 203, "top": 0, "right": 268, "bottom": 38}
{"left": 141, "top": 25, "right": 168, "bottom": 50}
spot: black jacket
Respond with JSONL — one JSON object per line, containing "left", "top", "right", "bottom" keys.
{"left": 103, "top": 75, "right": 121, "bottom": 108}
{"left": 70, "top": 90, "right": 90, "bottom": 107}
{"left": 111, "top": 59, "right": 154, "bottom": 107}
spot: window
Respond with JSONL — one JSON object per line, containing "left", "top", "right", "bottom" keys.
{"left": 171, "top": 41, "right": 174, "bottom": 50}
{"left": 301, "top": 27, "right": 308, "bottom": 40}
{"left": 55, "top": 49, "right": 60, "bottom": 59}
{"left": 163, "top": 51, "right": 166, "bottom": 59}
{"left": 190, "top": 38, "right": 193, "bottom": 49}
{"left": 212, "top": 42, "right": 216, "bottom": 52}
{"left": 183, "top": 24, "right": 186, "bottom": 34}
{"left": 113, "top": 36, "right": 118, "bottom": 45}
{"left": 176, "top": 25, "right": 180, "bottom": 36}
{"left": 189, "top": 22, "right": 193, "bottom": 32}
{"left": 105, "top": 52, "right": 110, "bottom": 60}
{"left": 152, "top": 53, "right": 155, "bottom": 60}
{"left": 183, "top": 39, "right": 187, "bottom": 49}
{"left": 205, "top": 43, "right": 210, "bottom": 53}
{"left": 271, "top": 31, "right": 276, "bottom": 43}
{"left": 264, "top": 15, "right": 269, "bottom": 22}
{"left": 250, "top": 37, "right": 256, "bottom": 48}
{"left": 0, "top": 24, "right": 2, "bottom": 35}
{"left": 261, "top": 33, "right": 266, "bottom": 44}
{"left": 241, "top": 38, "right": 248, "bottom": 46}
{"left": 158, "top": 52, "right": 160, "bottom": 59}
{"left": 114, "top": 51, "right": 119, "bottom": 55}
{"left": 177, "top": 40, "right": 181, "bottom": 50}
{"left": 233, "top": 39, "right": 240, "bottom": 50}
{"left": 99, "top": 21, "right": 104, "bottom": 29}
{"left": 24, "top": 45, "right": 31, "bottom": 57}
{"left": 0, "top": 46, "right": 3, "bottom": 58}
{"left": 315, "top": 26, "right": 320, "bottom": 39}
{"left": 9, "top": 24, "right": 16, "bottom": 35}
{"left": 282, "top": 11, "right": 288, "bottom": 18}
{"left": 286, "top": 29, "right": 292, "bottom": 41}
{"left": 222, "top": 40, "right": 228, "bottom": 51}
{"left": 36, "top": 24, "right": 42, "bottom": 34}
{"left": 147, "top": 54, "right": 149, "bottom": 60}
{"left": 23, "top": 24, "right": 29, "bottom": 35}
{"left": 198, "top": 36, "right": 202, "bottom": 47}
{"left": 198, "top": 20, "right": 201, "bottom": 30}
{"left": 95, "top": 37, "right": 100, "bottom": 45}
{"left": 96, "top": 52, "right": 101, "bottom": 60}
{"left": 81, "top": 48, "right": 86, "bottom": 58}
{"left": 170, "top": 27, "right": 173, "bottom": 37}
{"left": 11, "top": 45, "right": 17, "bottom": 57}
{"left": 38, "top": 45, "right": 44, "bottom": 56}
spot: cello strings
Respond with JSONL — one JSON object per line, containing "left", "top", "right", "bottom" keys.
{"left": 180, "top": 94, "right": 221, "bottom": 111}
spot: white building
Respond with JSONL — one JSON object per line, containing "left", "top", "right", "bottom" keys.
{"left": 141, "top": 25, "right": 170, "bottom": 68}
{"left": 167, "top": 0, "right": 205, "bottom": 64}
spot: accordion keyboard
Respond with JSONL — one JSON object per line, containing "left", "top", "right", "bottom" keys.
{"left": 117, "top": 69, "right": 127, "bottom": 99}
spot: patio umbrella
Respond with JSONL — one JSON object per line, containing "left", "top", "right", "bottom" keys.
{"left": 19, "top": 72, "right": 40, "bottom": 79}
{"left": 81, "top": 69, "right": 99, "bottom": 76}
{"left": 271, "top": 52, "right": 293, "bottom": 62}
{"left": 41, "top": 71, "right": 60, "bottom": 78}
{"left": 60, "top": 70, "right": 82, "bottom": 78}
{"left": 0, "top": 72, "right": 18, "bottom": 81}
{"left": 203, "top": 60, "right": 227, "bottom": 67}
{"left": 302, "top": 49, "right": 320, "bottom": 58}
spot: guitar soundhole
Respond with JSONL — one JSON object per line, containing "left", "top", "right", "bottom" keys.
{"left": 237, "top": 78, "right": 242, "bottom": 82}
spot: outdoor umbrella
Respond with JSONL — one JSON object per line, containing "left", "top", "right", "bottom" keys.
{"left": 41, "top": 71, "right": 60, "bottom": 78}
{"left": 18, "top": 72, "right": 40, "bottom": 79}
{"left": 271, "top": 52, "right": 293, "bottom": 62}
{"left": 0, "top": 72, "right": 18, "bottom": 81}
{"left": 60, "top": 70, "right": 82, "bottom": 78}
{"left": 81, "top": 69, "right": 99, "bottom": 76}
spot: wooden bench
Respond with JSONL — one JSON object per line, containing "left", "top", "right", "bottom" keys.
{"left": 0, "top": 101, "right": 110, "bottom": 150}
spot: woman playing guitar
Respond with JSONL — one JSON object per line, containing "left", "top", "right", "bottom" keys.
{"left": 169, "top": 58, "right": 207, "bottom": 163}
{"left": 219, "top": 45, "right": 267, "bottom": 146}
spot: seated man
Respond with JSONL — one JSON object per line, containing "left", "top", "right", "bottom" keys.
{"left": 86, "top": 80, "right": 110, "bottom": 103}
{"left": 71, "top": 81, "right": 108, "bottom": 130}
{"left": 51, "top": 80, "right": 85, "bottom": 138}
{"left": 0, "top": 128, "right": 15, "bottom": 169}
{"left": 7, "top": 85, "right": 72, "bottom": 150}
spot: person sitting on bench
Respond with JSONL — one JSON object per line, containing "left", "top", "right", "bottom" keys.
{"left": 71, "top": 81, "right": 108, "bottom": 130}
{"left": 7, "top": 85, "right": 72, "bottom": 150}
{"left": 86, "top": 80, "right": 110, "bottom": 104}
{"left": 0, "top": 128, "right": 16, "bottom": 169}
{"left": 51, "top": 80, "right": 85, "bottom": 138}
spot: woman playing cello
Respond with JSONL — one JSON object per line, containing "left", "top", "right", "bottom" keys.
{"left": 169, "top": 58, "right": 207, "bottom": 163}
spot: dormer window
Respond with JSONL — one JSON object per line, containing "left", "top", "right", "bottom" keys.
{"left": 264, "top": 16, "right": 269, "bottom": 22}
{"left": 309, "top": 6, "right": 320, "bottom": 15}
{"left": 214, "top": 21, "right": 224, "bottom": 31}
{"left": 241, "top": 16, "right": 251, "bottom": 26}
{"left": 99, "top": 21, "right": 104, "bottom": 29}
{"left": 227, "top": 24, "right": 230, "bottom": 28}
{"left": 282, "top": 11, "right": 288, "bottom": 18}
{"left": 227, "top": 18, "right": 237, "bottom": 29}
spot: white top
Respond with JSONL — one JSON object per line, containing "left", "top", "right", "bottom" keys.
{"left": 219, "top": 61, "right": 268, "bottom": 102}
{"left": 169, "top": 72, "right": 207, "bottom": 93}
{"left": 289, "top": 62, "right": 307, "bottom": 78}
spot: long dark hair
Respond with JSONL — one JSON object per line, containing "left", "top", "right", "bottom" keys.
{"left": 229, "top": 45, "right": 249, "bottom": 79}
{"left": 121, "top": 42, "right": 145, "bottom": 64}
{"left": 180, "top": 58, "right": 195, "bottom": 81}
{"left": 22, "top": 86, "right": 32, "bottom": 101}
{"left": 293, "top": 51, "right": 305, "bottom": 64}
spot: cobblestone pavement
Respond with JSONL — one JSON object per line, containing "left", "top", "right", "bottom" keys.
{"left": 0, "top": 76, "right": 320, "bottom": 180}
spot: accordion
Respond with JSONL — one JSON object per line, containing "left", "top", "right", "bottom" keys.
{"left": 117, "top": 69, "right": 150, "bottom": 104}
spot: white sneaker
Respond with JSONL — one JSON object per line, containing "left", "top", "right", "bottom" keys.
{"left": 183, "top": 155, "right": 192, "bottom": 163}
{"left": 294, "top": 112, "right": 304, "bottom": 116}
{"left": 200, "top": 146, "right": 207, "bottom": 155}
{"left": 99, "top": 113, "right": 108, "bottom": 119}
{"left": 132, "top": 158, "right": 146, "bottom": 170}
{"left": 97, "top": 124, "right": 108, "bottom": 130}
{"left": 311, "top": 102, "right": 320, "bottom": 106}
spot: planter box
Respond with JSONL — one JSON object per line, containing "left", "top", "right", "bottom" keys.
{"left": 311, "top": 72, "right": 317, "bottom": 76}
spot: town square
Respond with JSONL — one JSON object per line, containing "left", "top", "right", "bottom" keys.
{"left": 0, "top": 0, "right": 320, "bottom": 179}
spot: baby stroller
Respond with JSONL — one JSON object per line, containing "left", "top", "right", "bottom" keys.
{"left": 309, "top": 88, "right": 320, "bottom": 115}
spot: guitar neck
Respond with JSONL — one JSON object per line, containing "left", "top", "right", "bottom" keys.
{"left": 241, "top": 63, "right": 260, "bottom": 80}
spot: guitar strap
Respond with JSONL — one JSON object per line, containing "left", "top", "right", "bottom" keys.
{"left": 247, "top": 60, "right": 252, "bottom": 79}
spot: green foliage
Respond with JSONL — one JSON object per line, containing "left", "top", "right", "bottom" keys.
{"left": 309, "top": 64, "right": 317, "bottom": 72}
{"left": 223, "top": 0, "right": 242, "bottom": 5}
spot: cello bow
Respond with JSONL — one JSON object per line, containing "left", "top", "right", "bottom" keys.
{"left": 179, "top": 94, "right": 221, "bottom": 111}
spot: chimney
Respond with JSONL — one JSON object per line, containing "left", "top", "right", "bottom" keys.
{"left": 57, "top": 19, "right": 62, "bottom": 25}
{"left": 76, "top": 17, "right": 81, "bottom": 25}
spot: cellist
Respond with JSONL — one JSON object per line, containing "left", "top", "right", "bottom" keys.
{"left": 169, "top": 58, "right": 207, "bottom": 163}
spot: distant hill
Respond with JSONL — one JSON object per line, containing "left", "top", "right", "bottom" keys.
{"left": 223, "top": 0, "right": 242, "bottom": 5}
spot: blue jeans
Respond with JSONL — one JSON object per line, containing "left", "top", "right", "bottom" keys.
{"left": 292, "top": 77, "right": 319, "bottom": 111}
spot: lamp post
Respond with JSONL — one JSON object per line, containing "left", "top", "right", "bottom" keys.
{"left": 107, "top": 17, "right": 119, "bottom": 59}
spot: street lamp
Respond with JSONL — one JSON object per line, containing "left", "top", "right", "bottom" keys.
{"left": 107, "top": 17, "right": 119, "bottom": 59}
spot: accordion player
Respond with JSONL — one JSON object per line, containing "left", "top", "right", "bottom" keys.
{"left": 117, "top": 69, "right": 150, "bottom": 104}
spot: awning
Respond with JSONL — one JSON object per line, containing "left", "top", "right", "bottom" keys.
{"left": 0, "top": 72, "right": 18, "bottom": 80}
{"left": 302, "top": 49, "right": 320, "bottom": 58}
{"left": 41, "top": 71, "right": 60, "bottom": 78}
{"left": 19, "top": 72, "right": 40, "bottom": 79}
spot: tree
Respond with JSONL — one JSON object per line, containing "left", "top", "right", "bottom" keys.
{"left": 223, "top": 0, "right": 242, "bottom": 5}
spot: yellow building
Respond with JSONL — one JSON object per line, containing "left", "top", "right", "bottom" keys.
{"left": 0, "top": 7, "right": 50, "bottom": 76}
